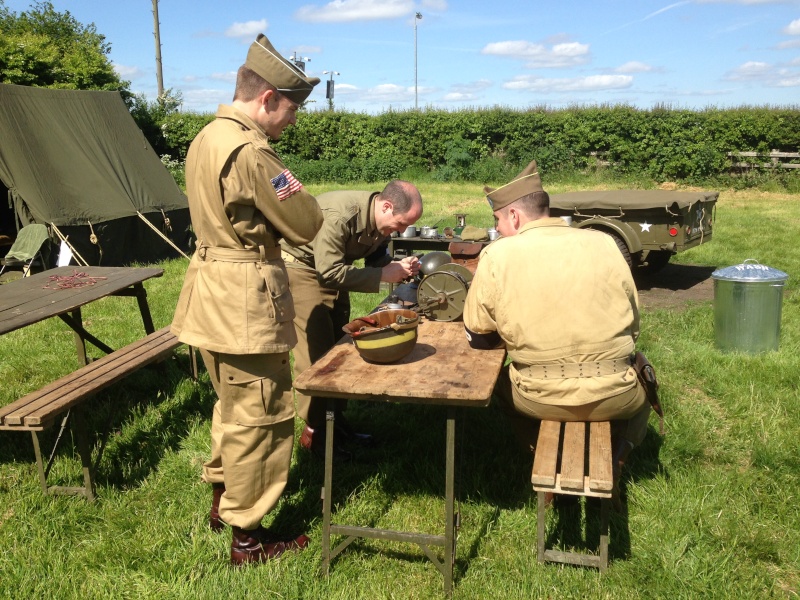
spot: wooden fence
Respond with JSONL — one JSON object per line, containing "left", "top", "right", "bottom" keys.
{"left": 727, "top": 151, "right": 800, "bottom": 170}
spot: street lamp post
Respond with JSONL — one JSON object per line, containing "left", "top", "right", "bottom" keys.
{"left": 291, "top": 52, "right": 310, "bottom": 73}
{"left": 323, "top": 70, "right": 339, "bottom": 111}
{"left": 414, "top": 12, "right": 422, "bottom": 110}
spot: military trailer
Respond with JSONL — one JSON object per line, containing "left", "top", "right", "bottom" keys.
{"left": 549, "top": 189, "right": 718, "bottom": 274}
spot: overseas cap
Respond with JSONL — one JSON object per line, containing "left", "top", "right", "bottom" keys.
{"left": 484, "top": 159, "right": 543, "bottom": 210}
{"left": 245, "top": 33, "right": 320, "bottom": 105}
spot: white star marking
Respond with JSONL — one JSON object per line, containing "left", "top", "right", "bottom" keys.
{"left": 640, "top": 221, "right": 652, "bottom": 232}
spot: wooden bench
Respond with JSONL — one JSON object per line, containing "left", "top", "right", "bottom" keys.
{"left": 531, "top": 420, "right": 615, "bottom": 571}
{"left": 0, "top": 326, "right": 193, "bottom": 501}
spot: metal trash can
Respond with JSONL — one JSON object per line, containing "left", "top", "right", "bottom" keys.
{"left": 711, "top": 259, "right": 788, "bottom": 353}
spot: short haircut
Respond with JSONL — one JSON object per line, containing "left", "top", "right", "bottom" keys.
{"left": 233, "top": 65, "right": 278, "bottom": 102}
{"left": 506, "top": 190, "right": 550, "bottom": 218}
{"left": 381, "top": 180, "right": 421, "bottom": 215}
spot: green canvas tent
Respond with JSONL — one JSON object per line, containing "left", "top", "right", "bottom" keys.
{"left": 0, "top": 84, "right": 192, "bottom": 266}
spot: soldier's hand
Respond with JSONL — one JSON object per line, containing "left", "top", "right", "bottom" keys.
{"left": 381, "top": 257, "right": 420, "bottom": 283}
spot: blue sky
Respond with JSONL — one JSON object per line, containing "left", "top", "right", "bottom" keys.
{"left": 6, "top": 0, "right": 800, "bottom": 113}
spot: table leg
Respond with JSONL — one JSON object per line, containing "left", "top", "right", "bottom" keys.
{"left": 70, "top": 308, "right": 88, "bottom": 366}
{"left": 321, "top": 401, "right": 335, "bottom": 576}
{"left": 133, "top": 282, "right": 156, "bottom": 334}
{"left": 444, "top": 407, "right": 456, "bottom": 596}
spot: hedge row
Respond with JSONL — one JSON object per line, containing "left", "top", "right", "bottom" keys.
{"left": 155, "top": 105, "right": 800, "bottom": 183}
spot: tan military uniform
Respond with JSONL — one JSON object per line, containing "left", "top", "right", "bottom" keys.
{"left": 464, "top": 217, "right": 649, "bottom": 444}
{"left": 171, "top": 104, "right": 322, "bottom": 529}
{"left": 280, "top": 191, "right": 391, "bottom": 427}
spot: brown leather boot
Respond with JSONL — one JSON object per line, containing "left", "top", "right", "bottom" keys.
{"left": 209, "top": 483, "right": 225, "bottom": 532}
{"left": 230, "top": 526, "right": 310, "bottom": 565}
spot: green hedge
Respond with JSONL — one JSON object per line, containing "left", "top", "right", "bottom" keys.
{"left": 154, "top": 105, "right": 800, "bottom": 184}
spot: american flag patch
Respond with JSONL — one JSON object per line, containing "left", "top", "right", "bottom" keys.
{"left": 270, "top": 169, "right": 303, "bottom": 201}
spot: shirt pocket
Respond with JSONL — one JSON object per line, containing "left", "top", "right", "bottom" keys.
{"left": 257, "top": 260, "right": 295, "bottom": 324}
{"left": 219, "top": 354, "right": 294, "bottom": 426}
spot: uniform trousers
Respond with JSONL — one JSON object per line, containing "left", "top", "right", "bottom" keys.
{"left": 199, "top": 349, "right": 295, "bottom": 530}
{"left": 493, "top": 363, "right": 651, "bottom": 453}
{"left": 287, "top": 264, "right": 351, "bottom": 429}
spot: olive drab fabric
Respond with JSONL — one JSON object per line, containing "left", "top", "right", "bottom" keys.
{"left": 280, "top": 191, "right": 391, "bottom": 293}
{"left": 245, "top": 34, "right": 320, "bottom": 105}
{"left": 484, "top": 159, "right": 543, "bottom": 211}
{"left": 171, "top": 104, "right": 323, "bottom": 354}
{"left": 463, "top": 217, "right": 642, "bottom": 407}
{"left": 280, "top": 190, "right": 393, "bottom": 428}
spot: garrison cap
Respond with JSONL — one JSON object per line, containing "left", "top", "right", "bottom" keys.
{"left": 483, "top": 159, "right": 543, "bottom": 210}
{"left": 245, "top": 33, "right": 320, "bottom": 105}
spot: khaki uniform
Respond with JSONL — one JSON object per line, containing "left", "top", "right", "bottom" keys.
{"left": 280, "top": 191, "right": 391, "bottom": 427}
{"left": 463, "top": 217, "right": 649, "bottom": 445}
{"left": 171, "top": 105, "right": 322, "bottom": 529}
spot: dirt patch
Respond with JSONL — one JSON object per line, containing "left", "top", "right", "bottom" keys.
{"left": 635, "top": 263, "right": 716, "bottom": 311}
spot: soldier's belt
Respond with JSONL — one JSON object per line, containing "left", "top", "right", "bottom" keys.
{"left": 198, "top": 245, "right": 281, "bottom": 262}
{"left": 515, "top": 358, "right": 632, "bottom": 379}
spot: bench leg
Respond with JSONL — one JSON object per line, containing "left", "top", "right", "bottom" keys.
{"left": 599, "top": 498, "right": 610, "bottom": 572}
{"left": 29, "top": 410, "right": 96, "bottom": 501}
{"left": 536, "top": 491, "right": 546, "bottom": 563}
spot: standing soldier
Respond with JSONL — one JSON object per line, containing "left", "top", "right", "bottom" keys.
{"left": 280, "top": 183, "right": 423, "bottom": 460}
{"left": 171, "top": 33, "right": 323, "bottom": 565}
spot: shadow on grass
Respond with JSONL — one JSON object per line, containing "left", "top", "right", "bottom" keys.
{"left": 0, "top": 351, "right": 214, "bottom": 492}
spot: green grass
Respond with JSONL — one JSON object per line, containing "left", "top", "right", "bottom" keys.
{"left": 1, "top": 184, "right": 799, "bottom": 599}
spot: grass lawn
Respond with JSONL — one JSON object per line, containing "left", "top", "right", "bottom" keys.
{"left": 0, "top": 182, "right": 798, "bottom": 599}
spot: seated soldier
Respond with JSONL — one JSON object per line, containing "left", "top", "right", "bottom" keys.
{"left": 462, "top": 160, "right": 651, "bottom": 484}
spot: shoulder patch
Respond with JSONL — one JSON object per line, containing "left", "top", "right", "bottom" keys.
{"left": 271, "top": 169, "right": 303, "bottom": 201}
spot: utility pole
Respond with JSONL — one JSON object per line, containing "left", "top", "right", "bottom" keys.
{"left": 152, "top": 0, "right": 164, "bottom": 98}
{"left": 414, "top": 12, "right": 422, "bottom": 110}
{"left": 323, "top": 70, "right": 339, "bottom": 111}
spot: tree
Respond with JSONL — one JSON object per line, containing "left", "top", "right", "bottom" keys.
{"left": 0, "top": 0, "right": 129, "bottom": 93}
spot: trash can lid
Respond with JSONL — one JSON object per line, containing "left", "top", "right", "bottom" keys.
{"left": 711, "top": 259, "right": 788, "bottom": 283}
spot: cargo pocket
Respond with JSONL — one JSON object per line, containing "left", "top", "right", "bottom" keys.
{"left": 259, "top": 261, "right": 295, "bottom": 323}
{"left": 219, "top": 354, "right": 294, "bottom": 426}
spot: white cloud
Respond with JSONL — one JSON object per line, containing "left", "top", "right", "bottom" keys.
{"left": 784, "top": 18, "right": 800, "bottom": 35}
{"left": 774, "top": 76, "right": 800, "bottom": 86}
{"left": 225, "top": 20, "right": 268, "bottom": 42}
{"left": 209, "top": 71, "right": 238, "bottom": 83}
{"left": 503, "top": 74, "right": 633, "bottom": 93}
{"left": 777, "top": 38, "right": 800, "bottom": 48}
{"left": 421, "top": 0, "right": 448, "bottom": 10}
{"left": 182, "top": 88, "right": 232, "bottom": 111}
{"left": 296, "top": 0, "right": 414, "bottom": 23}
{"left": 293, "top": 45, "right": 323, "bottom": 55}
{"left": 331, "top": 83, "right": 359, "bottom": 95}
{"left": 442, "top": 92, "right": 477, "bottom": 102}
{"left": 615, "top": 61, "right": 655, "bottom": 74}
{"left": 448, "top": 79, "right": 493, "bottom": 94}
{"left": 724, "top": 61, "right": 773, "bottom": 80}
{"left": 482, "top": 40, "right": 590, "bottom": 68}
{"left": 114, "top": 64, "right": 145, "bottom": 80}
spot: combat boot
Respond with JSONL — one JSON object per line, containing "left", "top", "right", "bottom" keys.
{"left": 230, "top": 526, "right": 310, "bottom": 565}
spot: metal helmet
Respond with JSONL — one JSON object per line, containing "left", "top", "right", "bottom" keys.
{"left": 342, "top": 309, "right": 420, "bottom": 363}
{"left": 418, "top": 251, "right": 451, "bottom": 276}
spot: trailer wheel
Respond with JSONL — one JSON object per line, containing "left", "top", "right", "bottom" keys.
{"left": 606, "top": 231, "right": 632, "bottom": 269}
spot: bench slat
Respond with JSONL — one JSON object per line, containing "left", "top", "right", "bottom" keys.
{"left": 589, "top": 421, "right": 613, "bottom": 492}
{"left": 531, "top": 420, "right": 561, "bottom": 486}
{"left": 0, "top": 327, "right": 180, "bottom": 429}
{"left": 560, "top": 422, "right": 586, "bottom": 491}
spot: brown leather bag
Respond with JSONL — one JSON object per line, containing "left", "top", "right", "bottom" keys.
{"left": 448, "top": 241, "right": 483, "bottom": 274}
{"left": 633, "top": 351, "right": 665, "bottom": 435}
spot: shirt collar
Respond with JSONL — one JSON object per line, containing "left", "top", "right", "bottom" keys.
{"left": 519, "top": 216, "right": 569, "bottom": 234}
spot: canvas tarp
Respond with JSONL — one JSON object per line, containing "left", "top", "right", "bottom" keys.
{"left": 0, "top": 84, "right": 192, "bottom": 266}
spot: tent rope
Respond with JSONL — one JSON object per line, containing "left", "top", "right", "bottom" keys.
{"left": 136, "top": 211, "right": 190, "bottom": 259}
{"left": 50, "top": 224, "right": 89, "bottom": 266}
{"left": 87, "top": 220, "right": 103, "bottom": 262}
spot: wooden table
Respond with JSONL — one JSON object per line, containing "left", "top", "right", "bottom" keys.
{"left": 0, "top": 266, "right": 164, "bottom": 364}
{"left": 293, "top": 319, "right": 506, "bottom": 595}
